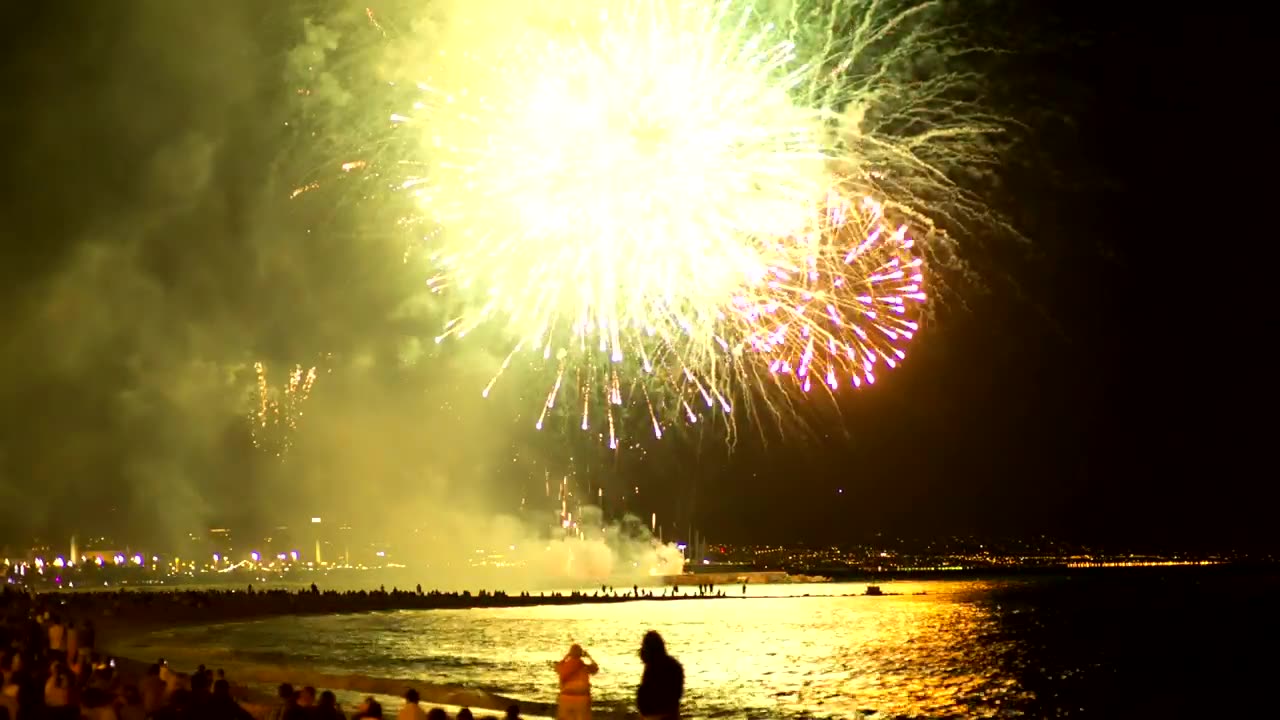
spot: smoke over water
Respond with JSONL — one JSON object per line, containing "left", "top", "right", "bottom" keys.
{"left": 375, "top": 503, "right": 687, "bottom": 591}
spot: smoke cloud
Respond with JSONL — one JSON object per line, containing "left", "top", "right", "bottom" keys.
{"left": 0, "top": 0, "right": 686, "bottom": 586}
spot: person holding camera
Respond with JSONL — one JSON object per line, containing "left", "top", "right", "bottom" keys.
{"left": 554, "top": 644, "right": 598, "bottom": 720}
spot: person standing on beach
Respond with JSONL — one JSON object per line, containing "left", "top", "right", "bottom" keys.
{"left": 65, "top": 620, "right": 79, "bottom": 667}
{"left": 353, "top": 696, "right": 384, "bottom": 719}
{"left": 47, "top": 615, "right": 65, "bottom": 657}
{"left": 78, "top": 620, "right": 96, "bottom": 666}
{"left": 140, "top": 665, "right": 166, "bottom": 715}
{"left": 554, "top": 644, "right": 599, "bottom": 720}
{"left": 271, "top": 683, "right": 307, "bottom": 720}
{"left": 397, "top": 688, "right": 427, "bottom": 720}
{"left": 636, "top": 631, "right": 683, "bottom": 720}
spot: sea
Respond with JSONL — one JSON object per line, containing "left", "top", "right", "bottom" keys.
{"left": 118, "top": 567, "right": 1276, "bottom": 718}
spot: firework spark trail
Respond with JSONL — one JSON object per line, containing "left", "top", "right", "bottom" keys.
{"left": 249, "top": 361, "right": 319, "bottom": 457}
{"left": 739, "top": 192, "right": 926, "bottom": 396}
{"left": 296, "top": 0, "right": 1002, "bottom": 443}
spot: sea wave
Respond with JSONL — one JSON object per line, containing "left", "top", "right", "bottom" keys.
{"left": 118, "top": 634, "right": 557, "bottom": 718}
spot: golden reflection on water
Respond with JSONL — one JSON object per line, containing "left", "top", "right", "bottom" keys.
{"left": 140, "top": 582, "right": 1024, "bottom": 718}
{"left": 473, "top": 583, "right": 1015, "bottom": 717}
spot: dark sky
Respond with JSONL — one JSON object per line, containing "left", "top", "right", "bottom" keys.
{"left": 0, "top": 2, "right": 1266, "bottom": 552}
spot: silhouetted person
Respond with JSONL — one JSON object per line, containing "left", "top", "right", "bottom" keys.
{"left": 353, "top": 697, "right": 383, "bottom": 720}
{"left": 504, "top": 705, "right": 521, "bottom": 720}
{"left": 272, "top": 683, "right": 307, "bottom": 720}
{"left": 140, "top": 664, "right": 165, "bottom": 714}
{"left": 191, "top": 668, "right": 212, "bottom": 703}
{"left": 397, "top": 689, "right": 426, "bottom": 720}
{"left": 155, "top": 689, "right": 192, "bottom": 720}
{"left": 636, "top": 631, "right": 683, "bottom": 720}
{"left": 455, "top": 710, "right": 474, "bottom": 720}
{"left": 211, "top": 679, "right": 253, "bottom": 720}
{"left": 81, "top": 687, "right": 117, "bottom": 720}
{"left": 79, "top": 620, "right": 96, "bottom": 662}
{"left": 119, "top": 684, "right": 147, "bottom": 720}
{"left": 424, "top": 710, "right": 447, "bottom": 720}
{"left": 316, "top": 690, "right": 344, "bottom": 720}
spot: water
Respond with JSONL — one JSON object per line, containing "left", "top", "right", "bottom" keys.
{"left": 122, "top": 568, "right": 1277, "bottom": 717}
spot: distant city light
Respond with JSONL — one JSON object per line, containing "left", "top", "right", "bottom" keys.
{"left": 250, "top": 551, "right": 261, "bottom": 562}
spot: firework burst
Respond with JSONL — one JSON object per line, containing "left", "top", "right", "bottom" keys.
{"left": 740, "top": 192, "right": 926, "bottom": 396}
{"left": 293, "top": 0, "right": 1001, "bottom": 444}
{"left": 249, "top": 361, "right": 319, "bottom": 457}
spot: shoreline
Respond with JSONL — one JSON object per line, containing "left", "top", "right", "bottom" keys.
{"left": 70, "top": 588, "right": 717, "bottom": 718}
{"left": 89, "top": 588, "right": 724, "bottom": 647}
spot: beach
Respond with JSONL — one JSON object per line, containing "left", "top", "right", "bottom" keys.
{"left": 53, "top": 585, "right": 720, "bottom": 718}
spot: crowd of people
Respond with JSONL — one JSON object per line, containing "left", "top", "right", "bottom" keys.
{"left": 268, "top": 682, "right": 521, "bottom": 720}
{"left": 2, "top": 585, "right": 259, "bottom": 720}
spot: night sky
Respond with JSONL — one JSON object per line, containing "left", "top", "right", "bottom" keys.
{"left": 0, "top": 3, "right": 1266, "bottom": 551}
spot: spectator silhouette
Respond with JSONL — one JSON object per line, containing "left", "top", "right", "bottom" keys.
{"left": 211, "top": 679, "right": 253, "bottom": 720}
{"left": 353, "top": 696, "right": 384, "bottom": 719}
{"left": 636, "top": 631, "right": 684, "bottom": 720}
{"left": 397, "top": 689, "right": 426, "bottom": 720}
{"left": 272, "top": 682, "right": 307, "bottom": 720}
{"left": 315, "top": 690, "right": 344, "bottom": 720}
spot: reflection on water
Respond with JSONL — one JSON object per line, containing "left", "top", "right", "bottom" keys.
{"left": 132, "top": 582, "right": 1028, "bottom": 718}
